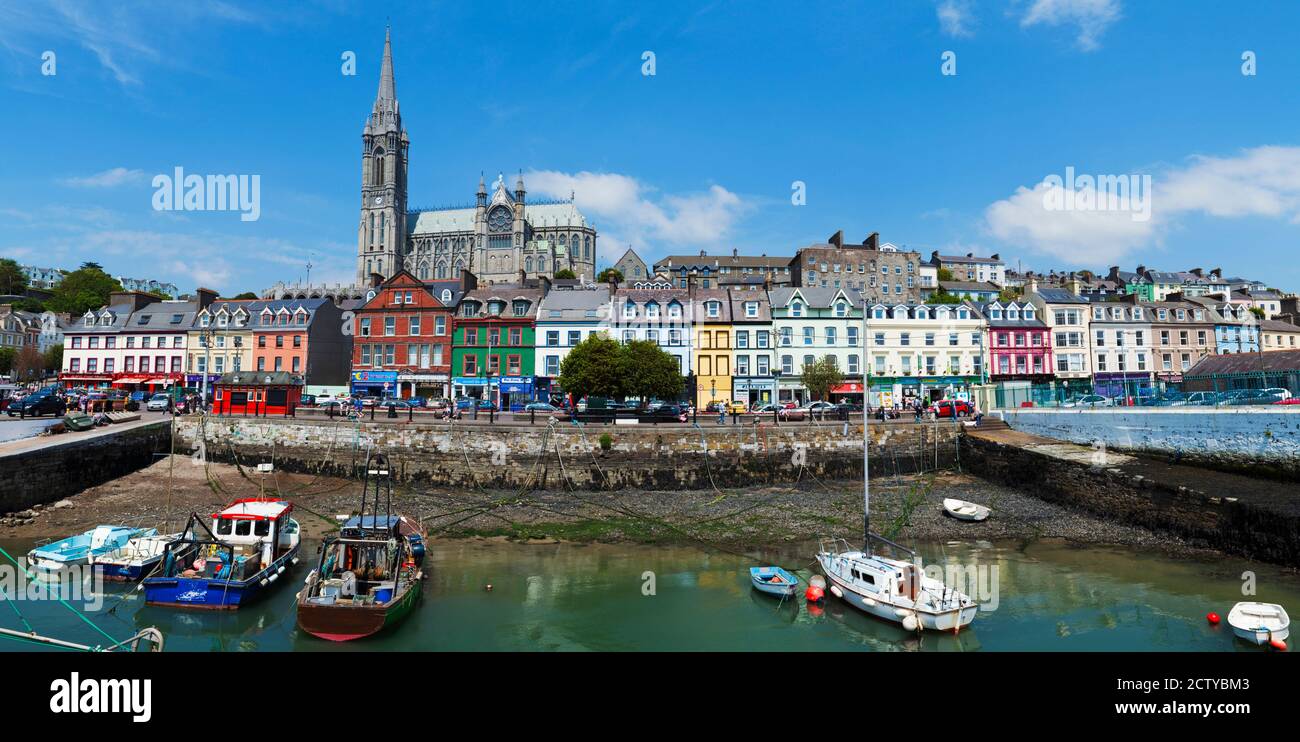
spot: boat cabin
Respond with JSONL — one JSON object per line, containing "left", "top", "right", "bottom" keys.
{"left": 198, "top": 499, "right": 299, "bottom": 580}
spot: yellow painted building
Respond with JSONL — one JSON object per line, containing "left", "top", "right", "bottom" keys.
{"left": 187, "top": 300, "right": 257, "bottom": 383}
{"left": 692, "top": 290, "right": 732, "bottom": 409}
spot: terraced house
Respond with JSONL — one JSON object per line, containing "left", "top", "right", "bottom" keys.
{"left": 610, "top": 282, "right": 693, "bottom": 382}
{"left": 692, "top": 289, "right": 733, "bottom": 409}
{"left": 983, "top": 300, "right": 1053, "bottom": 385}
{"left": 190, "top": 298, "right": 256, "bottom": 390}
{"left": 1145, "top": 299, "right": 1216, "bottom": 384}
{"left": 1087, "top": 300, "right": 1154, "bottom": 399}
{"left": 729, "top": 291, "right": 775, "bottom": 408}
{"left": 769, "top": 286, "right": 864, "bottom": 405}
{"left": 864, "top": 302, "right": 985, "bottom": 408}
{"left": 1184, "top": 294, "right": 1259, "bottom": 354}
{"left": 351, "top": 270, "right": 461, "bottom": 400}
{"left": 1025, "top": 287, "right": 1092, "bottom": 385}
{"left": 451, "top": 282, "right": 544, "bottom": 408}
{"left": 534, "top": 284, "right": 611, "bottom": 400}
{"left": 248, "top": 298, "right": 350, "bottom": 394}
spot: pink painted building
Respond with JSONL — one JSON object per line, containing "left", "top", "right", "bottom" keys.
{"left": 983, "top": 300, "right": 1053, "bottom": 383}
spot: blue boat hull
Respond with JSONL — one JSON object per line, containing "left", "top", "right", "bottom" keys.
{"left": 750, "top": 567, "right": 800, "bottom": 597}
{"left": 143, "top": 545, "right": 299, "bottom": 610}
{"left": 95, "top": 557, "right": 163, "bottom": 582}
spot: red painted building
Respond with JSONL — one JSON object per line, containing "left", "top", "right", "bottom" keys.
{"left": 983, "top": 300, "right": 1053, "bottom": 382}
{"left": 213, "top": 371, "right": 303, "bottom": 416}
{"left": 350, "top": 270, "right": 465, "bottom": 399}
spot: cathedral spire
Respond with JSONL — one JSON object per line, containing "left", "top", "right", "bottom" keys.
{"left": 377, "top": 25, "right": 396, "bottom": 103}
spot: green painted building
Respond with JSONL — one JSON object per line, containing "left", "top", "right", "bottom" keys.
{"left": 450, "top": 285, "right": 544, "bottom": 409}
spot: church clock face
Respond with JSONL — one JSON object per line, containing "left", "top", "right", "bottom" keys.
{"left": 373, "top": 196, "right": 384, "bottom": 206}
{"left": 488, "top": 206, "right": 512, "bottom": 232}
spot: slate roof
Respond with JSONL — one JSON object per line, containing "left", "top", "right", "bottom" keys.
{"left": 1185, "top": 349, "right": 1300, "bottom": 377}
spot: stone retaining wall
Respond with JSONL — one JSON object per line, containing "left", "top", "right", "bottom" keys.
{"left": 175, "top": 417, "right": 964, "bottom": 490}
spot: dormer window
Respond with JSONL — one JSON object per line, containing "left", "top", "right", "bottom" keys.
{"left": 790, "top": 301, "right": 803, "bottom": 317}
{"left": 83, "top": 312, "right": 95, "bottom": 326}
{"left": 623, "top": 302, "right": 637, "bottom": 319}
{"left": 1024, "top": 308, "right": 1035, "bottom": 320}
{"left": 706, "top": 301, "right": 720, "bottom": 318}
{"left": 462, "top": 302, "right": 478, "bottom": 318}
{"left": 668, "top": 302, "right": 682, "bottom": 319}
{"left": 957, "top": 308, "right": 969, "bottom": 319}
{"left": 200, "top": 314, "right": 211, "bottom": 327}
{"left": 990, "top": 309, "right": 1002, "bottom": 320}
{"left": 1133, "top": 308, "right": 1143, "bottom": 320}
{"left": 745, "top": 302, "right": 757, "bottom": 318}
{"left": 512, "top": 300, "right": 529, "bottom": 317}
{"left": 915, "top": 307, "right": 929, "bottom": 320}
{"left": 873, "top": 307, "right": 886, "bottom": 319}
{"left": 834, "top": 302, "right": 847, "bottom": 317}
{"left": 893, "top": 307, "right": 907, "bottom": 320}
{"left": 646, "top": 302, "right": 660, "bottom": 319}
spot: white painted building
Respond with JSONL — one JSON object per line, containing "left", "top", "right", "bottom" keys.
{"left": 610, "top": 282, "right": 693, "bottom": 377}
{"left": 863, "top": 302, "right": 986, "bottom": 407}
{"left": 769, "top": 286, "right": 864, "bottom": 404}
{"left": 534, "top": 286, "right": 611, "bottom": 379}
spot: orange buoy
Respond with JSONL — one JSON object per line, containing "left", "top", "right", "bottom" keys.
{"left": 1270, "top": 639, "right": 1287, "bottom": 651}
{"left": 807, "top": 603, "right": 824, "bottom": 618}
{"left": 805, "top": 585, "right": 824, "bottom": 603}
{"left": 1207, "top": 612, "right": 1221, "bottom": 625}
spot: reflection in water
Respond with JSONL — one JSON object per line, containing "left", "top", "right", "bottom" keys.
{"left": 1, "top": 536, "right": 1296, "bottom": 652}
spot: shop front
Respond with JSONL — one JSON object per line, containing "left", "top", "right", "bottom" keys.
{"left": 733, "top": 377, "right": 776, "bottom": 407}
{"left": 213, "top": 371, "right": 303, "bottom": 416}
{"left": 777, "top": 378, "right": 806, "bottom": 406}
{"left": 60, "top": 373, "right": 113, "bottom": 391}
{"left": 395, "top": 372, "right": 449, "bottom": 400}
{"left": 453, "top": 376, "right": 488, "bottom": 401}
{"left": 496, "top": 376, "right": 535, "bottom": 411}
{"left": 868, "top": 375, "right": 976, "bottom": 409}
{"left": 350, "top": 370, "right": 398, "bottom": 399}
{"left": 829, "top": 380, "right": 865, "bottom": 404}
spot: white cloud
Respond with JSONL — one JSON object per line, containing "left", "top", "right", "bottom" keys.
{"left": 1019, "top": 0, "right": 1121, "bottom": 52}
{"left": 937, "top": 1, "right": 975, "bottom": 39}
{"left": 524, "top": 170, "right": 750, "bottom": 264}
{"left": 60, "top": 167, "right": 148, "bottom": 188}
{"left": 984, "top": 145, "right": 1300, "bottom": 264}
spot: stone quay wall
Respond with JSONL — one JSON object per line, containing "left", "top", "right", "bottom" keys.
{"left": 0, "top": 421, "right": 172, "bottom": 513}
{"left": 997, "top": 408, "right": 1300, "bottom": 480}
{"left": 174, "top": 417, "right": 964, "bottom": 490}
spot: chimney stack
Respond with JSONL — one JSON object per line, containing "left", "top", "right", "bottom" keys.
{"left": 195, "top": 287, "right": 219, "bottom": 310}
{"left": 864, "top": 232, "right": 879, "bottom": 251}
{"left": 828, "top": 230, "right": 844, "bottom": 248}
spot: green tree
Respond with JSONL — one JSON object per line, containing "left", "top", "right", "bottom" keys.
{"left": 0, "top": 259, "right": 27, "bottom": 295}
{"left": 0, "top": 347, "right": 15, "bottom": 375}
{"left": 619, "top": 340, "right": 683, "bottom": 406}
{"left": 554, "top": 269, "right": 577, "bottom": 280}
{"left": 231, "top": 291, "right": 259, "bottom": 300}
{"left": 43, "top": 343, "right": 63, "bottom": 372}
{"left": 800, "top": 355, "right": 843, "bottom": 402}
{"left": 46, "top": 263, "right": 122, "bottom": 316}
{"left": 997, "top": 287, "right": 1022, "bottom": 303}
{"left": 928, "top": 289, "right": 962, "bottom": 304}
{"left": 936, "top": 267, "right": 954, "bottom": 282}
{"left": 1249, "top": 306, "right": 1265, "bottom": 319}
{"left": 559, "top": 333, "right": 625, "bottom": 401}
{"left": 597, "top": 267, "right": 623, "bottom": 284}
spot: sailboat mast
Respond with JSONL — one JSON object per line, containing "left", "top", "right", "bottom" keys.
{"left": 862, "top": 293, "right": 870, "bottom": 555}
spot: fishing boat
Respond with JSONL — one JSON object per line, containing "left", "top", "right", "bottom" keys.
{"left": 62, "top": 411, "right": 95, "bottom": 432}
{"left": 750, "top": 566, "right": 800, "bottom": 597}
{"left": 142, "top": 498, "right": 301, "bottom": 610}
{"left": 26, "top": 526, "right": 155, "bottom": 573}
{"left": 814, "top": 308, "right": 978, "bottom": 634}
{"left": 297, "top": 452, "right": 426, "bottom": 641}
{"left": 1226, "top": 602, "right": 1290, "bottom": 646}
{"left": 91, "top": 532, "right": 180, "bottom": 581}
{"left": 943, "top": 498, "right": 990, "bottom": 522}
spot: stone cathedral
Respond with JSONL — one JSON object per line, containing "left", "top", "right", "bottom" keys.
{"left": 356, "top": 29, "right": 597, "bottom": 287}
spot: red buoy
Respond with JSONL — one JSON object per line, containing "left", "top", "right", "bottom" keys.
{"left": 805, "top": 585, "right": 824, "bottom": 603}
{"left": 1270, "top": 639, "right": 1287, "bottom": 651}
{"left": 1206, "top": 612, "right": 1221, "bottom": 625}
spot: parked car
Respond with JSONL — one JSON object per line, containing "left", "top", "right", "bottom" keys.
{"left": 1272, "top": 398, "right": 1300, "bottom": 406}
{"left": 1260, "top": 387, "right": 1293, "bottom": 402}
{"left": 145, "top": 393, "right": 172, "bottom": 412}
{"left": 299, "top": 394, "right": 317, "bottom": 407}
{"left": 777, "top": 407, "right": 806, "bottom": 421}
{"left": 639, "top": 404, "right": 689, "bottom": 423}
{"left": 6, "top": 390, "right": 66, "bottom": 417}
{"left": 933, "top": 399, "right": 974, "bottom": 418}
{"left": 1065, "top": 394, "right": 1111, "bottom": 408}
{"left": 751, "top": 403, "right": 781, "bottom": 414}
{"left": 524, "top": 402, "right": 558, "bottom": 413}
{"left": 1182, "top": 391, "right": 1219, "bottom": 406}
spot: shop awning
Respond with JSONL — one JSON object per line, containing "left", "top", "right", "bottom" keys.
{"left": 831, "top": 383, "right": 864, "bottom": 394}
{"left": 62, "top": 375, "right": 113, "bottom": 382}
{"left": 111, "top": 376, "right": 150, "bottom": 385}
{"left": 146, "top": 378, "right": 172, "bottom": 385}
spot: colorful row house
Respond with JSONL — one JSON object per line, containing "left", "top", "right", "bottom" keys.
{"left": 351, "top": 270, "right": 461, "bottom": 399}
{"left": 451, "top": 282, "right": 544, "bottom": 408}
{"left": 864, "top": 302, "right": 985, "bottom": 408}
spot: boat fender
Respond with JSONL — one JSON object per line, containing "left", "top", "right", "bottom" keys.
{"left": 894, "top": 608, "right": 910, "bottom": 619}
{"left": 805, "top": 585, "right": 824, "bottom": 603}
{"left": 269, "top": 573, "right": 279, "bottom": 583}
{"left": 861, "top": 597, "right": 875, "bottom": 607}
{"left": 829, "top": 585, "right": 843, "bottom": 599}
{"left": 1270, "top": 639, "right": 1287, "bottom": 651}
{"left": 902, "top": 615, "right": 919, "bottom": 632}
{"left": 277, "top": 565, "right": 285, "bottom": 575}
{"left": 1206, "top": 612, "right": 1221, "bottom": 625}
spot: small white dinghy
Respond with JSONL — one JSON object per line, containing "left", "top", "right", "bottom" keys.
{"left": 943, "top": 498, "right": 990, "bottom": 522}
{"left": 1227, "top": 602, "right": 1289, "bottom": 646}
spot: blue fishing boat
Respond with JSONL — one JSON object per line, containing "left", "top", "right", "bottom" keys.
{"left": 26, "top": 526, "right": 155, "bottom": 573}
{"left": 750, "top": 566, "right": 800, "bottom": 597}
{"left": 91, "top": 532, "right": 181, "bottom": 581}
{"left": 142, "top": 498, "right": 301, "bottom": 610}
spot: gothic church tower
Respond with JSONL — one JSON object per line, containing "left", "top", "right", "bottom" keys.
{"left": 357, "top": 27, "right": 409, "bottom": 285}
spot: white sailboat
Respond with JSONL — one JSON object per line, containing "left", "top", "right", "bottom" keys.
{"left": 814, "top": 300, "right": 979, "bottom": 633}
{"left": 1226, "top": 602, "right": 1289, "bottom": 646}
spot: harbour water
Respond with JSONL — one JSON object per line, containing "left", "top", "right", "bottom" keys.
{"left": 1, "top": 537, "right": 1296, "bottom": 652}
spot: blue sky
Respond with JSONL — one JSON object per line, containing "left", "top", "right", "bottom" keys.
{"left": 1, "top": 0, "right": 1298, "bottom": 295}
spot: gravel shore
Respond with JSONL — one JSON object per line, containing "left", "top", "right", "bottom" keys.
{"left": 0, "top": 455, "right": 1222, "bottom": 563}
